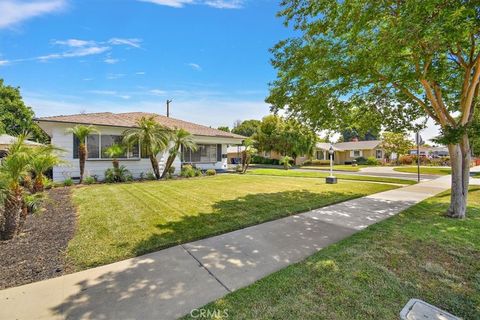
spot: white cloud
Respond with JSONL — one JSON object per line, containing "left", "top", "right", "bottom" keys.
{"left": 138, "top": 0, "right": 194, "bottom": 8}
{"left": 0, "top": 0, "right": 66, "bottom": 29}
{"left": 37, "top": 46, "right": 110, "bottom": 61}
{"left": 188, "top": 63, "right": 202, "bottom": 71}
{"left": 137, "top": 0, "right": 244, "bottom": 9}
{"left": 104, "top": 58, "right": 119, "bottom": 64}
{"left": 106, "top": 73, "right": 125, "bottom": 80}
{"left": 108, "top": 38, "right": 142, "bottom": 48}
{"left": 149, "top": 89, "right": 168, "bottom": 96}
{"left": 0, "top": 60, "right": 10, "bottom": 66}
{"left": 53, "top": 39, "right": 95, "bottom": 47}
{"left": 136, "top": 71, "right": 146, "bottom": 75}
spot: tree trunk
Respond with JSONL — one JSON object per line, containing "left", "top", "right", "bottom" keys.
{"left": 149, "top": 155, "right": 160, "bottom": 179}
{"left": 446, "top": 135, "right": 470, "bottom": 219}
{"left": 33, "top": 174, "right": 44, "bottom": 193}
{"left": 161, "top": 155, "right": 175, "bottom": 179}
{"left": 0, "top": 188, "right": 23, "bottom": 240}
{"left": 79, "top": 143, "right": 86, "bottom": 184}
{"left": 112, "top": 159, "right": 119, "bottom": 170}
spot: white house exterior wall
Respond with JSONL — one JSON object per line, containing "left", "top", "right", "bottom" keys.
{"left": 47, "top": 123, "right": 234, "bottom": 182}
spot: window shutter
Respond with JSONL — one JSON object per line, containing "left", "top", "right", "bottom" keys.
{"left": 217, "top": 144, "right": 222, "bottom": 161}
{"left": 73, "top": 136, "right": 79, "bottom": 159}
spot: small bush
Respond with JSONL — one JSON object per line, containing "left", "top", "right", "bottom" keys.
{"left": 235, "top": 165, "right": 243, "bottom": 173}
{"left": 168, "top": 166, "right": 176, "bottom": 175}
{"left": 181, "top": 165, "right": 196, "bottom": 178}
{"left": 355, "top": 157, "right": 367, "bottom": 165}
{"left": 63, "top": 178, "right": 74, "bottom": 187}
{"left": 366, "top": 156, "right": 380, "bottom": 165}
{"left": 145, "top": 172, "right": 156, "bottom": 180}
{"left": 206, "top": 169, "right": 216, "bottom": 176}
{"left": 194, "top": 168, "right": 203, "bottom": 177}
{"left": 399, "top": 155, "right": 414, "bottom": 165}
{"left": 251, "top": 156, "right": 280, "bottom": 165}
{"left": 105, "top": 166, "right": 132, "bottom": 183}
{"left": 84, "top": 176, "right": 96, "bottom": 185}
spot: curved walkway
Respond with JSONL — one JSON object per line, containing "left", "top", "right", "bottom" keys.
{"left": 0, "top": 176, "right": 456, "bottom": 320}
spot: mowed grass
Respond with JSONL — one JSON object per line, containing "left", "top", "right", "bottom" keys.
{"left": 394, "top": 166, "right": 452, "bottom": 175}
{"left": 248, "top": 168, "right": 416, "bottom": 185}
{"left": 68, "top": 174, "right": 397, "bottom": 269}
{"left": 183, "top": 187, "right": 480, "bottom": 320}
{"left": 300, "top": 164, "right": 363, "bottom": 172}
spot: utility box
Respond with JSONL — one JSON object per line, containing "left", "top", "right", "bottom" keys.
{"left": 400, "top": 299, "right": 461, "bottom": 320}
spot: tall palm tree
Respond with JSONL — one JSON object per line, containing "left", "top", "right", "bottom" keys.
{"left": 104, "top": 144, "right": 125, "bottom": 170}
{"left": 0, "top": 135, "right": 31, "bottom": 240}
{"left": 161, "top": 128, "right": 197, "bottom": 179}
{"left": 123, "top": 116, "right": 171, "bottom": 179}
{"left": 30, "top": 145, "right": 64, "bottom": 193}
{"left": 65, "top": 125, "right": 98, "bottom": 183}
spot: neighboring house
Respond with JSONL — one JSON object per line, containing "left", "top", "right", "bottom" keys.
{"left": 0, "top": 134, "right": 43, "bottom": 158}
{"left": 409, "top": 146, "right": 449, "bottom": 158}
{"left": 36, "top": 112, "right": 245, "bottom": 182}
{"left": 227, "top": 145, "right": 245, "bottom": 164}
{"left": 315, "top": 140, "right": 386, "bottom": 165}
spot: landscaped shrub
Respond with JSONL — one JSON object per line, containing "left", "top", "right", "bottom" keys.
{"left": 366, "top": 157, "right": 380, "bottom": 165}
{"left": 181, "top": 165, "right": 196, "bottom": 178}
{"left": 168, "top": 166, "right": 176, "bottom": 175}
{"left": 84, "top": 176, "right": 96, "bottom": 185}
{"left": 105, "top": 166, "right": 132, "bottom": 183}
{"left": 399, "top": 155, "right": 414, "bottom": 165}
{"left": 302, "top": 159, "right": 330, "bottom": 166}
{"left": 206, "top": 169, "right": 216, "bottom": 176}
{"left": 355, "top": 157, "right": 367, "bottom": 165}
{"left": 194, "top": 168, "right": 203, "bottom": 177}
{"left": 63, "top": 178, "right": 74, "bottom": 187}
{"left": 145, "top": 172, "right": 156, "bottom": 180}
{"left": 251, "top": 155, "right": 280, "bottom": 165}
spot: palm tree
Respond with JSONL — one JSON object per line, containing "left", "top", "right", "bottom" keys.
{"left": 0, "top": 135, "right": 31, "bottom": 240}
{"left": 30, "top": 145, "right": 64, "bottom": 193}
{"left": 123, "top": 116, "right": 171, "bottom": 179}
{"left": 241, "top": 138, "right": 257, "bottom": 174}
{"left": 279, "top": 155, "right": 293, "bottom": 170}
{"left": 161, "top": 128, "right": 197, "bottom": 179}
{"left": 65, "top": 125, "right": 98, "bottom": 183}
{"left": 104, "top": 144, "right": 125, "bottom": 170}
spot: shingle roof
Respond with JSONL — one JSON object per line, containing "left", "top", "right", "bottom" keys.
{"left": 317, "top": 140, "right": 382, "bottom": 151}
{"left": 334, "top": 140, "right": 382, "bottom": 151}
{"left": 37, "top": 112, "right": 246, "bottom": 139}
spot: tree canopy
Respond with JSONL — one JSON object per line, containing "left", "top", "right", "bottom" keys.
{"left": 381, "top": 132, "right": 414, "bottom": 161}
{"left": 0, "top": 79, "right": 48, "bottom": 142}
{"left": 267, "top": 0, "right": 480, "bottom": 218}
{"left": 232, "top": 119, "right": 261, "bottom": 137}
{"left": 254, "top": 115, "right": 317, "bottom": 159}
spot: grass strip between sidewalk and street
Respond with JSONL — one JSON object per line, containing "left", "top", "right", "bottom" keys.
{"left": 248, "top": 168, "right": 417, "bottom": 185}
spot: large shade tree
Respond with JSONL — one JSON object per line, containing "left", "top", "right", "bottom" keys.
{"left": 0, "top": 79, "right": 48, "bottom": 143}
{"left": 268, "top": 0, "right": 480, "bottom": 218}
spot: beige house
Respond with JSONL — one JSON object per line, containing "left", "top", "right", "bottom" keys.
{"left": 0, "top": 134, "right": 44, "bottom": 158}
{"left": 315, "top": 140, "right": 386, "bottom": 165}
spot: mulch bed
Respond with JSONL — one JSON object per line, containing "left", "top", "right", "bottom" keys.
{"left": 0, "top": 187, "right": 77, "bottom": 290}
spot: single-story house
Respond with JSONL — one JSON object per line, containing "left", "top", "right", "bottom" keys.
{"left": 0, "top": 134, "right": 44, "bottom": 158}
{"left": 409, "top": 146, "right": 449, "bottom": 158}
{"left": 36, "top": 112, "right": 245, "bottom": 182}
{"left": 315, "top": 140, "right": 386, "bottom": 165}
{"left": 227, "top": 145, "right": 245, "bottom": 164}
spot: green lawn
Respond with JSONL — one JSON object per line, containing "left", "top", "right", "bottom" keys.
{"left": 184, "top": 187, "right": 480, "bottom": 320}
{"left": 394, "top": 166, "right": 452, "bottom": 175}
{"left": 300, "top": 164, "right": 363, "bottom": 172}
{"left": 248, "top": 168, "right": 416, "bottom": 185}
{"left": 68, "top": 174, "right": 397, "bottom": 269}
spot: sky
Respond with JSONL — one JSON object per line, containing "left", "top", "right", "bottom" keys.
{"left": 0, "top": 0, "right": 440, "bottom": 141}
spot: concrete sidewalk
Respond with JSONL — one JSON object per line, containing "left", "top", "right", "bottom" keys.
{"left": 0, "top": 176, "right": 453, "bottom": 320}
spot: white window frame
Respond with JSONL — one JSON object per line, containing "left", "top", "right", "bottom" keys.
{"left": 80, "top": 134, "right": 141, "bottom": 160}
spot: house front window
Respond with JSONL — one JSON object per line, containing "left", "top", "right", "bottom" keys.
{"left": 182, "top": 144, "right": 221, "bottom": 163}
{"left": 73, "top": 134, "right": 140, "bottom": 159}
{"left": 353, "top": 150, "right": 361, "bottom": 157}
{"left": 316, "top": 150, "right": 325, "bottom": 160}
{"left": 376, "top": 149, "right": 383, "bottom": 159}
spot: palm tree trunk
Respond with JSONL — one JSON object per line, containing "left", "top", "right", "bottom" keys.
{"left": 79, "top": 143, "right": 87, "bottom": 183}
{"left": 0, "top": 187, "right": 23, "bottom": 240}
{"left": 161, "top": 155, "right": 176, "bottom": 179}
{"left": 149, "top": 155, "right": 160, "bottom": 179}
{"left": 113, "top": 159, "right": 119, "bottom": 170}
{"left": 33, "top": 174, "right": 44, "bottom": 193}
